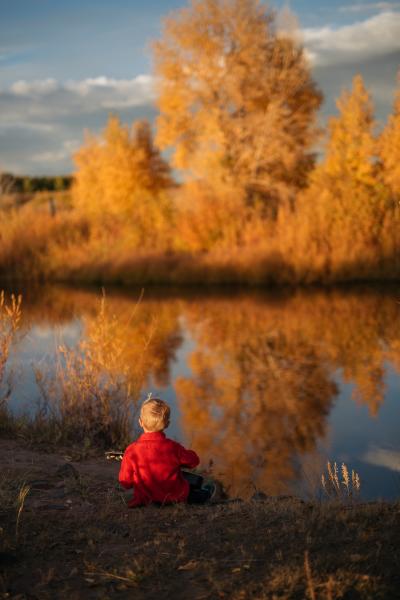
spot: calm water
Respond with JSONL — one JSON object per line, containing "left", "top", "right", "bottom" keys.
{"left": 4, "top": 284, "right": 400, "bottom": 500}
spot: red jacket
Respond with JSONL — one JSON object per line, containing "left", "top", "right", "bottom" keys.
{"left": 119, "top": 431, "right": 200, "bottom": 507}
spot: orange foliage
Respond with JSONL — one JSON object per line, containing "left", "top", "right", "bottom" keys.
{"left": 154, "top": 0, "right": 322, "bottom": 209}
{"left": 175, "top": 290, "right": 399, "bottom": 495}
{"left": 379, "top": 81, "right": 400, "bottom": 198}
{"left": 73, "top": 116, "right": 174, "bottom": 246}
{"left": 3, "top": 21, "right": 400, "bottom": 285}
{"left": 323, "top": 74, "right": 376, "bottom": 187}
{"left": 274, "top": 75, "right": 398, "bottom": 282}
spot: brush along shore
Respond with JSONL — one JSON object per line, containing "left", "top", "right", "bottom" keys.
{"left": 0, "top": 438, "right": 399, "bottom": 600}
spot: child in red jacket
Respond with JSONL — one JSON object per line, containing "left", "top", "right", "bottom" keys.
{"left": 119, "top": 398, "right": 214, "bottom": 507}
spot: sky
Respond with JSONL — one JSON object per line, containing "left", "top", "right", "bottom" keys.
{"left": 0, "top": 0, "right": 400, "bottom": 175}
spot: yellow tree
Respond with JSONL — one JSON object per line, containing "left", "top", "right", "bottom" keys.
{"left": 292, "top": 75, "right": 389, "bottom": 278}
{"left": 379, "top": 80, "right": 400, "bottom": 199}
{"left": 323, "top": 74, "right": 376, "bottom": 189}
{"left": 74, "top": 116, "right": 173, "bottom": 217}
{"left": 154, "top": 0, "right": 322, "bottom": 210}
{"left": 73, "top": 116, "right": 174, "bottom": 247}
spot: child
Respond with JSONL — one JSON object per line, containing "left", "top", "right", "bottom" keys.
{"left": 119, "top": 397, "right": 214, "bottom": 507}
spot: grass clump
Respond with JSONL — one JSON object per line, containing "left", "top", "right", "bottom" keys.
{"left": 33, "top": 293, "right": 145, "bottom": 450}
{"left": 0, "top": 292, "right": 22, "bottom": 434}
{"left": 0, "top": 291, "right": 21, "bottom": 392}
{"left": 15, "top": 483, "right": 30, "bottom": 543}
{"left": 321, "top": 461, "right": 361, "bottom": 502}
{"left": 0, "top": 290, "right": 147, "bottom": 452}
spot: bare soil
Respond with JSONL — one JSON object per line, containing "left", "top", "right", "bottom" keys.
{"left": 0, "top": 438, "right": 399, "bottom": 600}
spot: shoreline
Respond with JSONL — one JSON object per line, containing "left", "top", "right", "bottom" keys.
{"left": 1, "top": 438, "right": 399, "bottom": 599}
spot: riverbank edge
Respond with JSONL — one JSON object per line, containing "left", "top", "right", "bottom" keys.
{"left": 2, "top": 246, "right": 400, "bottom": 289}
{"left": 1, "top": 438, "right": 399, "bottom": 599}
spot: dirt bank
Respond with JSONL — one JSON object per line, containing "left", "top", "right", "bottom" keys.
{"left": 0, "top": 439, "right": 399, "bottom": 599}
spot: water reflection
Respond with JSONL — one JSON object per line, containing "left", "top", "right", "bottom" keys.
{"left": 16, "top": 286, "right": 183, "bottom": 389}
{"left": 7, "top": 285, "right": 400, "bottom": 499}
{"left": 176, "top": 299, "right": 337, "bottom": 496}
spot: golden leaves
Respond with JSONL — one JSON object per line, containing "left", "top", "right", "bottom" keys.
{"left": 73, "top": 116, "right": 173, "bottom": 229}
{"left": 154, "top": 0, "right": 322, "bottom": 207}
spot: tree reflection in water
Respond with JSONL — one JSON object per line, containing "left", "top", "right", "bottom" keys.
{"left": 176, "top": 299, "right": 337, "bottom": 497}
{"left": 16, "top": 286, "right": 400, "bottom": 496}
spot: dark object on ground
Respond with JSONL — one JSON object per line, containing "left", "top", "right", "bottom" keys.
{"left": 181, "top": 470, "right": 203, "bottom": 489}
{"left": 55, "top": 463, "right": 79, "bottom": 480}
{"left": 105, "top": 450, "right": 123, "bottom": 461}
{"left": 182, "top": 471, "right": 220, "bottom": 504}
{"left": 187, "top": 484, "right": 213, "bottom": 504}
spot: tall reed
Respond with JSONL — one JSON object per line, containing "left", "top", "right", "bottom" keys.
{"left": 321, "top": 461, "right": 361, "bottom": 502}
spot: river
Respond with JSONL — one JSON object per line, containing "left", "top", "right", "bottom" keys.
{"left": 4, "top": 284, "right": 400, "bottom": 500}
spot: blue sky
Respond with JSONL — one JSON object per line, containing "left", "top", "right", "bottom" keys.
{"left": 1, "top": 0, "right": 400, "bottom": 174}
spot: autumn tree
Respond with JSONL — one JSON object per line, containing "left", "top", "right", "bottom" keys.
{"left": 379, "top": 80, "right": 400, "bottom": 199}
{"left": 73, "top": 116, "right": 173, "bottom": 222}
{"left": 322, "top": 74, "right": 376, "bottom": 189}
{"left": 287, "top": 74, "right": 394, "bottom": 279}
{"left": 154, "top": 0, "right": 322, "bottom": 211}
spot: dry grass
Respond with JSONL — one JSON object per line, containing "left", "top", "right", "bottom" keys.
{"left": 1, "top": 187, "right": 400, "bottom": 287}
{"left": 31, "top": 292, "right": 146, "bottom": 449}
{"left": 0, "top": 204, "right": 87, "bottom": 282}
{"left": 0, "top": 292, "right": 21, "bottom": 393}
{"left": 0, "top": 292, "right": 22, "bottom": 434}
{"left": 14, "top": 484, "right": 29, "bottom": 543}
{"left": 0, "top": 290, "right": 148, "bottom": 451}
{"left": 321, "top": 462, "right": 361, "bottom": 502}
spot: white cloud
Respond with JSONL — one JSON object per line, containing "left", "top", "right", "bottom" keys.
{"left": 303, "top": 10, "right": 400, "bottom": 66}
{"left": 65, "top": 75, "right": 149, "bottom": 93}
{"left": 2, "top": 8, "right": 400, "bottom": 175}
{"left": 340, "top": 2, "right": 400, "bottom": 13}
{"left": 67, "top": 75, "right": 156, "bottom": 108}
{"left": 363, "top": 446, "right": 400, "bottom": 472}
{"left": 0, "top": 122, "right": 55, "bottom": 133}
{"left": 0, "top": 74, "right": 157, "bottom": 174}
{"left": 2, "top": 74, "right": 156, "bottom": 113}
{"left": 11, "top": 78, "right": 58, "bottom": 96}
{"left": 30, "top": 139, "right": 80, "bottom": 164}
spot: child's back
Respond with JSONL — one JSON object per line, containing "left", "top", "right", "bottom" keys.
{"left": 119, "top": 398, "right": 199, "bottom": 506}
